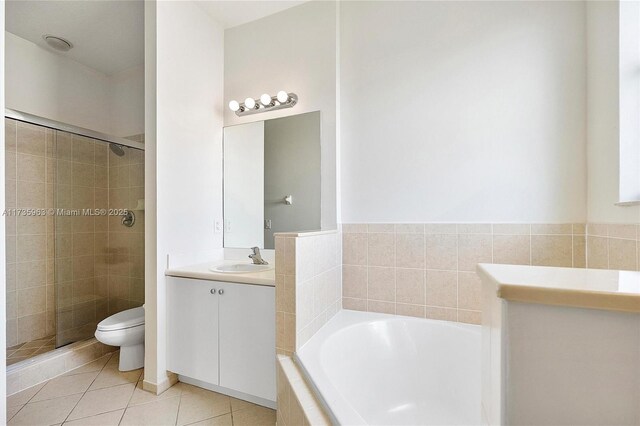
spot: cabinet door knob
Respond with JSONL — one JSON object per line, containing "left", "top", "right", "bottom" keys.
{"left": 218, "top": 289, "right": 224, "bottom": 295}
{"left": 210, "top": 288, "right": 216, "bottom": 294}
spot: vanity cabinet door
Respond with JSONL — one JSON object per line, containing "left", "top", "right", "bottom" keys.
{"left": 218, "top": 282, "right": 276, "bottom": 401}
{"left": 167, "top": 277, "right": 220, "bottom": 385}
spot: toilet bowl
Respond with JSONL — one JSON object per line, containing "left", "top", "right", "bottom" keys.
{"left": 95, "top": 306, "right": 145, "bottom": 371}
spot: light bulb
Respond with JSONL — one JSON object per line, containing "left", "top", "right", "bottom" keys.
{"left": 228, "top": 100, "right": 240, "bottom": 112}
{"left": 244, "top": 98, "right": 256, "bottom": 109}
{"left": 277, "top": 91, "right": 289, "bottom": 103}
{"left": 260, "top": 94, "right": 272, "bottom": 106}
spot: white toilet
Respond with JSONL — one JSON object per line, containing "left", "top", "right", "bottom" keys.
{"left": 95, "top": 306, "right": 145, "bottom": 371}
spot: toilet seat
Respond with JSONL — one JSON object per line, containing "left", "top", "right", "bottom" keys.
{"left": 97, "top": 306, "right": 145, "bottom": 332}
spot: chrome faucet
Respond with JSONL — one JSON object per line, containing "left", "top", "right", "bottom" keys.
{"left": 249, "top": 247, "right": 268, "bottom": 265}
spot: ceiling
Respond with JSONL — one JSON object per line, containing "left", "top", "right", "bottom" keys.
{"left": 197, "top": 1, "right": 307, "bottom": 29}
{"left": 6, "top": 0, "right": 144, "bottom": 76}
{"left": 5, "top": 0, "right": 305, "bottom": 76}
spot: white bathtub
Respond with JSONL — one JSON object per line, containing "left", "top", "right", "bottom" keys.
{"left": 296, "top": 310, "right": 481, "bottom": 425}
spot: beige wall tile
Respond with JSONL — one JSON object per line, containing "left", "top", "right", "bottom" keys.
{"left": 458, "top": 234, "right": 492, "bottom": 271}
{"left": 493, "top": 235, "right": 530, "bottom": 265}
{"left": 367, "top": 223, "right": 394, "bottom": 233}
{"left": 458, "top": 272, "right": 481, "bottom": 311}
{"left": 531, "top": 235, "right": 572, "bottom": 267}
{"left": 572, "top": 223, "right": 586, "bottom": 235}
{"left": 17, "top": 122, "right": 46, "bottom": 156}
{"left": 531, "top": 223, "right": 572, "bottom": 235}
{"left": 493, "top": 224, "right": 530, "bottom": 235}
{"left": 342, "top": 233, "right": 367, "bottom": 266}
{"left": 424, "top": 224, "right": 457, "bottom": 234}
{"left": 342, "top": 265, "right": 367, "bottom": 299}
{"left": 395, "top": 233, "right": 425, "bottom": 269}
{"left": 395, "top": 268, "right": 425, "bottom": 305}
{"left": 586, "top": 236, "right": 608, "bottom": 269}
{"left": 457, "top": 224, "right": 491, "bottom": 234}
{"left": 426, "top": 270, "right": 457, "bottom": 308}
{"left": 17, "top": 287, "right": 46, "bottom": 316}
{"left": 342, "top": 224, "right": 367, "bottom": 234}
{"left": 587, "top": 223, "right": 608, "bottom": 237}
{"left": 285, "top": 237, "right": 296, "bottom": 275}
{"left": 395, "top": 223, "right": 424, "bottom": 234}
{"left": 367, "top": 267, "right": 395, "bottom": 302}
{"left": 426, "top": 306, "right": 457, "bottom": 321}
{"left": 426, "top": 234, "right": 457, "bottom": 270}
{"left": 396, "top": 303, "right": 425, "bottom": 318}
{"left": 16, "top": 260, "right": 46, "bottom": 290}
{"left": 608, "top": 224, "right": 637, "bottom": 240}
{"left": 608, "top": 238, "right": 637, "bottom": 271}
{"left": 17, "top": 181, "right": 45, "bottom": 208}
{"left": 367, "top": 300, "right": 395, "bottom": 315}
{"left": 342, "top": 297, "right": 367, "bottom": 311}
{"left": 458, "top": 310, "right": 481, "bottom": 325}
{"left": 17, "top": 154, "right": 45, "bottom": 183}
{"left": 17, "top": 234, "right": 47, "bottom": 261}
{"left": 368, "top": 233, "right": 395, "bottom": 267}
{"left": 6, "top": 118, "right": 17, "bottom": 151}
{"left": 573, "top": 236, "right": 586, "bottom": 268}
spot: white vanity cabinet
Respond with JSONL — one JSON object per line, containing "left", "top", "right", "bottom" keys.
{"left": 166, "top": 276, "right": 276, "bottom": 406}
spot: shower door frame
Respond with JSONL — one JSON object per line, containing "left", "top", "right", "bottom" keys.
{"left": 5, "top": 108, "right": 144, "bottom": 151}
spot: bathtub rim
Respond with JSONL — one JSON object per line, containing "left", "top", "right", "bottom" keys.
{"left": 296, "top": 309, "right": 481, "bottom": 426}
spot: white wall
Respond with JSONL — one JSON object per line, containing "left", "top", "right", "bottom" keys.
{"left": 587, "top": 1, "right": 640, "bottom": 223}
{"left": 111, "top": 64, "right": 145, "bottom": 137}
{"left": 144, "top": 0, "right": 224, "bottom": 389}
{"left": 5, "top": 31, "right": 144, "bottom": 137}
{"left": 224, "top": 1, "right": 337, "bottom": 229}
{"left": 340, "top": 1, "right": 587, "bottom": 223}
{"left": 0, "top": 3, "right": 7, "bottom": 417}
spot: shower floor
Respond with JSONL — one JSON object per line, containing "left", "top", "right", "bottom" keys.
{"left": 6, "top": 336, "right": 56, "bottom": 366}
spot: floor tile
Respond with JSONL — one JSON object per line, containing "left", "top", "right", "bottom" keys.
{"left": 67, "top": 382, "right": 135, "bottom": 421}
{"left": 6, "top": 405, "right": 23, "bottom": 422}
{"left": 129, "top": 380, "right": 182, "bottom": 407}
{"left": 88, "top": 364, "right": 142, "bottom": 391}
{"left": 31, "top": 371, "right": 100, "bottom": 402}
{"left": 7, "top": 382, "right": 46, "bottom": 407}
{"left": 177, "top": 386, "right": 231, "bottom": 426}
{"left": 64, "top": 354, "right": 111, "bottom": 376}
{"left": 63, "top": 409, "right": 124, "bottom": 425}
{"left": 8, "top": 393, "right": 82, "bottom": 426}
{"left": 120, "top": 395, "right": 180, "bottom": 426}
{"left": 231, "top": 404, "right": 277, "bottom": 426}
{"left": 189, "top": 413, "right": 233, "bottom": 426}
{"left": 230, "top": 397, "right": 254, "bottom": 412}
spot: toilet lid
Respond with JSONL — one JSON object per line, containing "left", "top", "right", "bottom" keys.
{"left": 97, "top": 307, "right": 145, "bottom": 331}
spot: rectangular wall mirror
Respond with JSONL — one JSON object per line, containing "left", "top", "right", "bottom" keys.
{"left": 223, "top": 111, "right": 321, "bottom": 249}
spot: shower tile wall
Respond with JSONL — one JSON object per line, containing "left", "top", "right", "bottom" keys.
{"left": 107, "top": 136, "right": 144, "bottom": 315}
{"left": 5, "top": 118, "right": 145, "bottom": 351}
{"left": 5, "top": 119, "right": 56, "bottom": 347}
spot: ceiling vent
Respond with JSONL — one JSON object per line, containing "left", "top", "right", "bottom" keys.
{"left": 42, "top": 35, "right": 73, "bottom": 52}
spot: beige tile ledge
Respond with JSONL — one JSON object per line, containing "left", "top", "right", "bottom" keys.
{"left": 273, "top": 229, "right": 337, "bottom": 238}
{"left": 478, "top": 263, "right": 640, "bottom": 313}
{"left": 277, "top": 355, "right": 330, "bottom": 426}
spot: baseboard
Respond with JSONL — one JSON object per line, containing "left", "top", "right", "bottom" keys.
{"left": 178, "top": 375, "right": 277, "bottom": 409}
{"left": 143, "top": 371, "right": 178, "bottom": 395}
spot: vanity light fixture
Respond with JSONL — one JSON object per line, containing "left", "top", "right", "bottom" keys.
{"left": 228, "top": 91, "right": 298, "bottom": 116}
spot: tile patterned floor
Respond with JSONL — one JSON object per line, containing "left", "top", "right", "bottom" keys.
{"left": 6, "top": 351, "right": 277, "bottom": 426}
{"left": 6, "top": 336, "right": 57, "bottom": 366}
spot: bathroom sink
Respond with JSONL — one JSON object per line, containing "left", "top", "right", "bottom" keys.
{"left": 210, "top": 263, "right": 273, "bottom": 273}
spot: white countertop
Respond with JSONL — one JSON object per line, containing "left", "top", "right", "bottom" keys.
{"left": 165, "top": 260, "right": 276, "bottom": 286}
{"left": 477, "top": 264, "right": 640, "bottom": 313}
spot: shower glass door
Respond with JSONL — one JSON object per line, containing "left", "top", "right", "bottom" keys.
{"left": 55, "top": 130, "right": 145, "bottom": 347}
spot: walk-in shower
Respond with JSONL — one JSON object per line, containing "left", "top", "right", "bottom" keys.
{"left": 4, "top": 109, "right": 145, "bottom": 366}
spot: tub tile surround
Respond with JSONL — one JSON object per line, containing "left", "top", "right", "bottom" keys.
{"left": 585, "top": 223, "right": 640, "bottom": 272}
{"left": 342, "top": 223, "right": 591, "bottom": 325}
{"left": 276, "top": 355, "right": 330, "bottom": 426}
{"left": 274, "top": 230, "right": 342, "bottom": 355}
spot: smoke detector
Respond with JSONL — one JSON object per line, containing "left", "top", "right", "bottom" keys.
{"left": 42, "top": 35, "right": 73, "bottom": 52}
